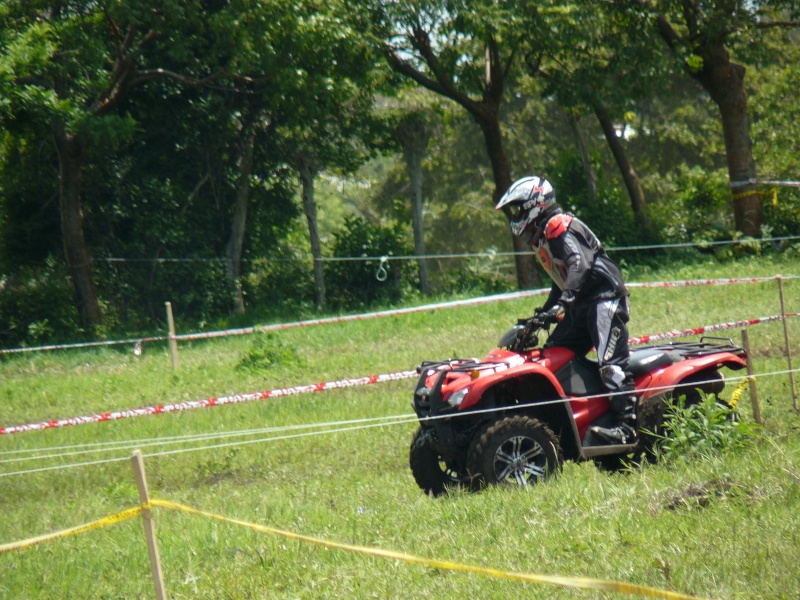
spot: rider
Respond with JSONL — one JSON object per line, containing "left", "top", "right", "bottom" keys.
{"left": 496, "top": 175, "right": 637, "bottom": 445}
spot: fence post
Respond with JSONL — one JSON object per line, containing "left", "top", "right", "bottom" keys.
{"left": 131, "top": 450, "right": 168, "bottom": 600}
{"left": 777, "top": 276, "right": 798, "bottom": 410}
{"left": 740, "top": 329, "right": 762, "bottom": 424}
{"left": 165, "top": 302, "right": 179, "bottom": 371}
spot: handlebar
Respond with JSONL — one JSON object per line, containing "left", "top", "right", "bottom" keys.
{"left": 502, "top": 317, "right": 552, "bottom": 353}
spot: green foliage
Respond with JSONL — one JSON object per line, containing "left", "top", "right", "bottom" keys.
{"left": 324, "top": 216, "right": 415, "bottom": 309}
{"left": 762, "top": 187, "right": 800, "bottom": 238}
{"left": 549, "top": 150, "right": 642, "bottom": 248}
{"left": 657, "top": 395, "right": 760, "bottom": 462}
{"left": 242, "top": 224, "right": 316, "bottom": 318}
{"left": 438, "top": 253, "right": 515, "bottom": 297}
{"left": 1, "top": 0, "right": 800, "bottom": 349}
{"left": 235, "top": 333, "right": 304, "bottom": 373}
{"left": 650, "top": 167, "right": 733, "bottom": 244}
{"left": 0, "top": 131, "right": 60, "bottom": 267}
{"left": 0, "top": 266, "right": 82, "bottom": 347}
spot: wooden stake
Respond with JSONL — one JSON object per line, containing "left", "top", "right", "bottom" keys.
{"left": 777, "top": 276, "right": 798, "bottom": 410}
{"left": 165, "top": 302, "right": 179, "bottom": 371}
{"left": 131, "top": 450, "right": 168, "bottom": 600}
{"left": 741, "top": 329, "right": 762, "bottom": 424}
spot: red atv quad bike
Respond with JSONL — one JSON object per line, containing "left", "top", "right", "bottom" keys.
{"left": 409, "top": 317, "right": 747, "bottom": 496}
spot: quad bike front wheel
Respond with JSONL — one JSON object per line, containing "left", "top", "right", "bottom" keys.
{"left": 409, "top": 427, "right": 469, "bottom": 497}
{"left": 467, "top": 415, "right": 563, "bottom": 489}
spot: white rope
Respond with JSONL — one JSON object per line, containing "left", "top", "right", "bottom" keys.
{"left": 2, "top": 367, "right": 796, "bottom": 480}
{"left": 5, "top": 274, "right": 799, "bottom": 356}
{"left": 730, "top": 179, "right": 800, "bottom": 188}
{"left": 0, "top": 414, "right": 417, "bottom": 463}
{"left": 93, "top": 234, "right": 800, "bottom": 265}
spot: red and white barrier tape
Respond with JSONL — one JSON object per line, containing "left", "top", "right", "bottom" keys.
{"left": 173, "top": 289, "right": 550, "bottom": 342}
{"left": 0, "top": 370, "right": 418, "bottom": 435}
{"left": 0, "top": 290, "right": 550, "bottom": 355}
{"left": 626, "top": 276, "right": 793, "bottom": 290}
{"left": 630, "top": 313, "right": 798, "bottom": 345}
{"left": 2, "top": 312, "right": 799, "bottom": 436}
{"left": 4, "top": 275, "right": 799, "bottom": 356}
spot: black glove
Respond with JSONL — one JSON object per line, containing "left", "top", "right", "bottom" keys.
{"left": 538, "top": 304, "right": 564, "bottom": 325}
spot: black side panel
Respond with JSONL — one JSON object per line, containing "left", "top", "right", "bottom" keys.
{"left": 555, "top": 356, "right": 606, "bottom": 397}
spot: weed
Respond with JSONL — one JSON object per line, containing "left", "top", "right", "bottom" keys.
{"left": 235, "top": 333, "right": 304, "bottom": 373}
{"left": 657, "top": 394, "right": 761, "bottom": 462}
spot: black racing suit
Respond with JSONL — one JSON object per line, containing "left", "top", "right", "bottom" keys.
{"left": 531, "top": 211, "right": 635, "bottom": 438}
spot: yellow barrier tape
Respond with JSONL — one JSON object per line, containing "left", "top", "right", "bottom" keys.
{"left": 151, "top": 499, "right": 714, "bottom": 600}
{"left": 0, "top": 506, "right": 141, "bottom": 555}
{"left": 728, "top": 377, "right": 754, "bottom": 410}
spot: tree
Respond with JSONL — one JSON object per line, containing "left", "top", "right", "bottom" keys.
{"left": 374, "top": 0, "right": 541, "bottom": 289}
{"left": 396, "top": 109, "right": 435, "bottom": 295}
{"left": 518, "top": 1, "right": 668, "bottom": 232}
{"left": 0, "top": 1, "right": 235, "bottom": 327}
{"left": 269, "top": 2, "right": 383, "bottom": 311}
{"left": 225, "top": 115, "right": 259, "bottom": 314}
{"left": 626, "top": 0, "right": 800, "bottom": 236}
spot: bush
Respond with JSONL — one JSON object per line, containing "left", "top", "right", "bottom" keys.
{"left": 242, "top": 225, "right": 316, "bottom": 320}
{"left": 657, "top": 394, "right": 760, "bottom": 462}
{"left": 762, "top": 187, "right": 800, "bottom": 238}
{"left": 651, "top": 167, "right": 733, "bottom": 244}
{"left": 324, "top": 216, "right": 416, "bottom": 310}
{"left": 549, "top": 150, "right": 643, "bottom": 249}
{"left": 235, "top": 332, "right": 304, "bottom": 373}
{"left": 0, "top": 265, "right": 82, "bottom": 348}
{"left": 439, "top": 251, "right": 515, "bottom": 296}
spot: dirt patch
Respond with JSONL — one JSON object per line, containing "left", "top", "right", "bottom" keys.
{"left": 663, "top": 477, "right": 758, "bottom": 510}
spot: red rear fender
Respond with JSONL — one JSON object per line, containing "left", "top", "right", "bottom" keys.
{"left": 638, "top": 353, "right": 746, "bottom": 401}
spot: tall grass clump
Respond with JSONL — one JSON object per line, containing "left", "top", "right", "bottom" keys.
{"left": 656, "top": 394, "right": 761, "bottom": 463}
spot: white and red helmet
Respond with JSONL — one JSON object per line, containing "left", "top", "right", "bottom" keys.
{"left": 495, "top": 176, "right": 556, "bottom": 237}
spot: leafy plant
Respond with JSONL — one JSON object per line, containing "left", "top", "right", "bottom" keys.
{"left": 235, "top": 332, "right": 304, "bottom": 373}
{"left": 324, "top": 215, "right": 415, "bottom": 309}
{"left": 657, "top": 394, "right": 760, "bottom": 462}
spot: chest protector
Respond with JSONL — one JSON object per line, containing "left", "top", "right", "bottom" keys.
{"left": 533, "top": 213, "right": 575, "bottom": 290}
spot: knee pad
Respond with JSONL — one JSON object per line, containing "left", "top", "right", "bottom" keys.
{"left": 599, "top": 364, "right": 627, "bottom": 391}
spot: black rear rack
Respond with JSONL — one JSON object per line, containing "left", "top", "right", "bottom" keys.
{"left": 636, "top": 336, "right": 745, "bottom": 358}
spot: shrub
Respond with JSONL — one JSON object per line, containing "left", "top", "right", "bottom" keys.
{"left": 235, "top": 332, "right": 304, "bottom": 373}
{"left": 324, "top": 216, "right": 415, "bottom": 310}
{"left": 0, "top": 265, "right": 82, "bottom": 347}
{"left": 657, "top": 394, "right": 760, "bottom": 462}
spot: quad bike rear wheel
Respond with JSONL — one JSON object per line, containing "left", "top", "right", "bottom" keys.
{"left": 467, "top": 415, "right": 563, "bottom": 489}
{"left": 409, "top": 427, "right": 469, "bottom": 497}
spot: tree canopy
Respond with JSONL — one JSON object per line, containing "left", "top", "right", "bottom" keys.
{"left": 1, "top": 0, "right": 799, "bottom": 347}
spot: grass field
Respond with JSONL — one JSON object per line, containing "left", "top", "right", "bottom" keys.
{"left": 1, "top": 254, "right": 799, "bottom": 599}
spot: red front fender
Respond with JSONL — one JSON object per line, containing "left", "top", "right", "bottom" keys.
{"left": 458, "top": 361, "right": 567, "bottom": 411}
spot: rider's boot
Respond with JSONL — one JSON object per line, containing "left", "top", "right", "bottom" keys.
{"left": 591, "top": 392, "right": 638, "bottom": 445}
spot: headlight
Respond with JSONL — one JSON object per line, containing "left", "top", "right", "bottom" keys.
{"left": 446, "top": 387, "right": 471, "bottom": 407}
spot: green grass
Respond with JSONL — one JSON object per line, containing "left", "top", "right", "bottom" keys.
{"left": 1, "top": 254, "right": 799, "bottom": 599}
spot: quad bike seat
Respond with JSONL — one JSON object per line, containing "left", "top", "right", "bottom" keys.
{"left": 628, "top": 347, "right": 680, "bottom": 378}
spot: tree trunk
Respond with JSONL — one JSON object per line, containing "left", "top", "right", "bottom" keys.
{"left": 479, "top": 119, "right": 540, "bottom": 289}
{"left": 298, "top": 155, "right": 325, "bottom": 310}
{"left": 591, "top": 100, "right": 650, "bottom": 230}
{"left": 694, "top": 45, "right": 760, "bottom": 236}
{"left": 648, "top": 8, "right": 761, "bottom": 236}
{"left": 53, "top": 127, "right": 103, "bottom": 328}
{"left": 225, "top": 126, "right": 257, "bottom": 314}
{"left": 397, "top": 118, "right": 432, "bottom": 295}
{"left": 567, "top": 113, "right": 598, "bottom": 204}
{"left": 384, "top": 34, "right": 539, "bottom": 290}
